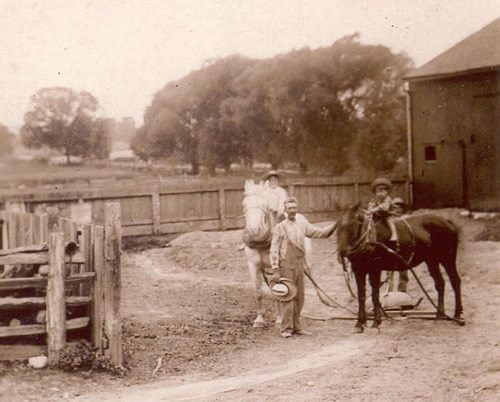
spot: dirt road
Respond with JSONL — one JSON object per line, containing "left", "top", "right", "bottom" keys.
{"left": 3, "top": 209, "right": 499, "bottom": 401}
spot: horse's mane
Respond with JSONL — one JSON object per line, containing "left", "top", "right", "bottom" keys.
{"left": 243, "top": 179, "right": 267, "bottom": 197}
{"left": 242, "top": 179, "right": 272, "bottom": 248}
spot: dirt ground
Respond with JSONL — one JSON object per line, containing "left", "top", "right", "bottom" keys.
{"left": 1, "top": 209, "right": 499, "bottom": 401}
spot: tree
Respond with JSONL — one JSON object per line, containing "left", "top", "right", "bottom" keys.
{"left": 20, "top": 87, "right": 111, "bottom": 163}
{"left": 0, "top": 124, "right": 15, "bottom": 156}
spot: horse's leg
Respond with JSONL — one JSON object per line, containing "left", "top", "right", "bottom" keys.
{"left": 245, "top": 247, "right": 266, "bottom": 328}
{"left": 442, "top": 257, "right": 463, "bottom": 321}
{"left": 368, "top": 270, "right": 383, "bottom": 328}
{"left": 354, "top": 269, "right": 367, "bottom": 333}
{"left": 425, "top": 259, "right": 446, "bottom": 319}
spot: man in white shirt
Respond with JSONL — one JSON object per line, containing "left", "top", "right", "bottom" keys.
{"left": 270, "top": 196, "right": 336, "bottom": 338}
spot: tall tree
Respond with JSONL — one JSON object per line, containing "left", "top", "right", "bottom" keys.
{"left": 20, "top": 87, "right": 111, "bottom": 163}
{"left": 0, "top": 124, "right": 15, "bottom": 156}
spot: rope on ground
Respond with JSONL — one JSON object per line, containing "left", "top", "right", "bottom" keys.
{"left": 304, "top": 266, "right": 357, "bottom": 316}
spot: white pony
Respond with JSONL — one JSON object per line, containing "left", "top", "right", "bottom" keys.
{"left": 242, "top": 179, "right": 311, "bottom": 328}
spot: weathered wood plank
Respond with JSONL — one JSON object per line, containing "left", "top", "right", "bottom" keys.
{"left": 0, "top": 317, "right": 89, "bottom": 338}
{"left": 218, "top": 188, "right": 226, "bottom": 231}
{"left": 91, "top": 225, "right": 105, "bottom": 350}
{"left": 0, "top": 251, "right": 85, "bottom": 265}
{"left": 152, "top": 189, "right": 161, "bottom": 235}
{"left": 0, "top": 243, "right": 47, "bottom": 256}
{"left": 0, "top": 296, "right": 92, "bottom": 308}
{"left": 0, "top": 252, "right": 48, "bottom": 265}
{"left": 0, "top": 272, "right": 95, "bottom": 291}
{"left": 0, "top": 345, "right": 47, "bottom": 361}
{"left": 46, "top": 232, "right": 66, "bottom": 366}
{"left": 103, "top": 202, "right": 122, "bottom": 366}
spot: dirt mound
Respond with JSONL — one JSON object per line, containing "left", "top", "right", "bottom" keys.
{"left": 4, "top": 213, "right": 500, "bottom": 402}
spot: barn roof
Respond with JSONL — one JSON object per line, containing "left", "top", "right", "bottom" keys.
{"left": 405, "top": 17, "right": 500, "bottom": 81}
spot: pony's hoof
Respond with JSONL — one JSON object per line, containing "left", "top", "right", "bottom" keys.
{"left": 253, "top": 321, "right": 266, "bottom": 328}
{"left": 454, "top": 318, "right": 466, "bottom": 326}
{"left": 354, "top": 326, "right": 364, "bottom": 334}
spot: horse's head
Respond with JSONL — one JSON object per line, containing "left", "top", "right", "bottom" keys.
{"left": 336, "top": 202, "right": 365, "bottom": 257}
{"left": 242, "top": 179, "right": 270, "bottom": 240}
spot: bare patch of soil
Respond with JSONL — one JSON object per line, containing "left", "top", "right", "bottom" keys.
{"left": 2, "top": 209, "right": 500, "bottom": 401}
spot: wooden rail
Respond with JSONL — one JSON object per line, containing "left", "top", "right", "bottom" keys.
{"left": 0, "top": 176, "right": 409, "bottom": 236}
{"left": 0, "top": 205, "right": 122, "bottom": 366}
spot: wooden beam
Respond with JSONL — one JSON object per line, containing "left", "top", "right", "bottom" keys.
{"left": 0, "top": 272, "right": 95, "bottom": 291}
{"left": 46, "top": 232, "right": 66, "bottom": 366}
{"left": 0, "top": 296, "right": 91, "bottom": 309}
{"left": 0, "top": 345, "right": 47, "bottom": 361}
{"left": 0, "top": 317, "right": 89, "bottom": 338}
{"left": 151, "top": 188, "right": 161, "bottom": 235}
{"left": 218, "top": 188, "right": 226, "bottom": 231}
{"left": 103, "top": 202, "right": 122, "bottom": 366}
{"left": 0, "top": 251, "right": 85, "bottom": 266}
{"left": 0, "top": 243, "right": 47, "bottom": 256}
{"left": 91, "top": 225, "right": 105, "bottom": 351}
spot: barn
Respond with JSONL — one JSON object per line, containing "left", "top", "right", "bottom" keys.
{"left": 404, "top": 17, "right": 500, "bottom": 211}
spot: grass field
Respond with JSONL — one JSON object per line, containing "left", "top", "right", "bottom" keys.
{"left": 0, "top": 158, "right": 281, "bottom": 191}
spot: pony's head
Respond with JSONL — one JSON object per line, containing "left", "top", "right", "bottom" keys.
{"left": 242, "top": 179, "right": 270, "bottom": 240}
{"left": 336, "top": 203, "right": 365, "bottom": 257}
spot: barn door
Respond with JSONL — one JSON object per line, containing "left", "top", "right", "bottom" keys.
{"left": 414, "top": 142, "right": 465, "bottom": 208}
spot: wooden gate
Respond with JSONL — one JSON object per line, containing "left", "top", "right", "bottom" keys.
{"left": 0, "top": 203, "right": 122, "bottom": 366}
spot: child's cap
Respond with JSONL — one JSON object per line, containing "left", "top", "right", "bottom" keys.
{"left": 371, "top": 178, "right": 392, "bottom": 193}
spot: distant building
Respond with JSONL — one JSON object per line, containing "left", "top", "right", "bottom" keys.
{"left": 104, "top": 117, "right": 136, "bottom": 145}
{"left": 404, "top": 18, "right": 500, "bottom": 211}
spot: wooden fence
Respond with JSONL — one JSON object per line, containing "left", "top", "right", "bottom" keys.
{"left": 0, "top": 176, "right": 408, "bottom": 237}
{"left": 0, "top": 203, "right": 122, "bottom": 365}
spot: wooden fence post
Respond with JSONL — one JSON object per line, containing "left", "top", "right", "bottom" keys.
{"left": 103, "top": 202, "right": 122, "bottom": 366}
{"left": 47, "top": 232, "right": 66, "bottom": 366}
{"left": 91, "top": 225, "right": 105, "bottom": 351}
{"left": 151, "top": 187, "right": 161, "bottom": 235}
{"left": 354, "top": 182, "right": 360, "bottom": 205}
{"left": 218, "top": 188, "right": 226, "bottom": 231}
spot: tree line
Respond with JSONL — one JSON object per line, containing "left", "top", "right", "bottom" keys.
{"left": 14, "top": 34, "right": 413, "bottom": 174}
{"left": 132, "top": 34, "right": 414, "bottom": 175}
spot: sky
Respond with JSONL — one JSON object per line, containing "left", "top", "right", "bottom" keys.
{"left": 1, "top": 0, "right": 499, "bottom": 132}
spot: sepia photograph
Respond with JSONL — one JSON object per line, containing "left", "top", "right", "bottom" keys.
{"left": 0, "top": 0, "right": 499, "bottom": 400}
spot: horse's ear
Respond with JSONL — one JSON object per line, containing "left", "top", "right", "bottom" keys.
{"left": 349, "top": 201, "right": 361, "bottom": 212}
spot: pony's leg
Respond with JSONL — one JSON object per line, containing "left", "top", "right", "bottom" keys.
{"left": 442, "top": 260, "right": 463, "bottom": 320}
{"left": 354, "top": 269, "right": 367, "bottom": 333}
{"left": 245, "top": 247, "right": 266, "bottom": 328}
{"left": 426, "top": 260, "right": 446, "bottom": 319}
{"left": 368, "top": 270, "right": 383, "bottom": 328}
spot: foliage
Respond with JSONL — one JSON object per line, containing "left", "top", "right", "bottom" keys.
{"left": 0, "top": 124, "right": 15, "bottom": 156}
{"left": 58, "top": 340, "right": 127, "bottom": 376}
{"left": 20, "top": 87, "right": 111, "bottom": 163}
{"left": 134, "top": 35, "right": 414, "bottom": 175}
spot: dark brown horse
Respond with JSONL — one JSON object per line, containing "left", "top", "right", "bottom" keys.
{"left": 336, "top": 204, "right": 464, "bottom": 332}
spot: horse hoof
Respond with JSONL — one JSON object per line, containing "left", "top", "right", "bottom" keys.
{"left": 253, "top": 321, "right": 266, "bottom": 328}
{"left": 454, "top": 318, "right": 466, "bottom": 326}
{"left": 354, "top": 326, "right": 364, "bottom": 334}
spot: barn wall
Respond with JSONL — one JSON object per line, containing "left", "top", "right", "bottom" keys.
{"left": 408, "top": 71, "right": 500, "bottom": 210}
